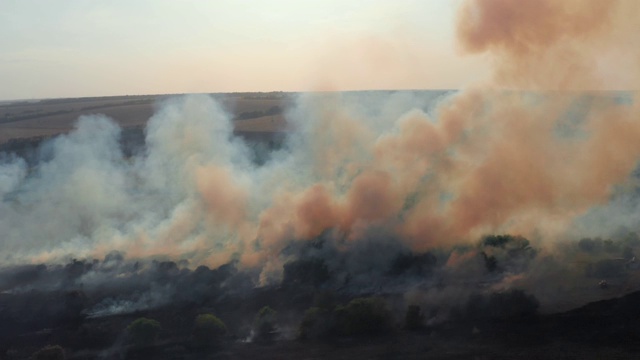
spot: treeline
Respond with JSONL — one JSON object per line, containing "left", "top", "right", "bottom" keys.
{"left": 234, "top": 105, "right": 283, "bottom": 121}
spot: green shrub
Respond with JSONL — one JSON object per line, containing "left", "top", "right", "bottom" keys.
{"left": 193, "top": 313, "right": 227, "bottom": 347}
{"left": 253, "top": 306, "right": 277, "bottom": 341}
{"left": 32, "top": 345, "right": 65, "bottom": 360}
{"left": 127, "top": 317, "right": 161, "bottom": 347}
{"left": 334, "top": 297, "right": 393, "bottom": 336}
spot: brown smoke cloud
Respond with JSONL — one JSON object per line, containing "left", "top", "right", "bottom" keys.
{"left": 247, "top": 0, "right": 640, "bottom": 256}
{"left": 457, "top": 0, "right": 613, "bottom": 55}
{"left": 196, "top": 165, "right": 248, "bottom": 230}
{"left": 457, "top": 0, "right": 640, "bottom": 90}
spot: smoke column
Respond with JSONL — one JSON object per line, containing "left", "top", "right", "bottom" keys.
{"left": 0, "top": 1, "right": 639, "bottom": 292}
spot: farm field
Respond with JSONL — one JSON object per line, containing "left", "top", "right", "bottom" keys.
{"left": 0, "top": 93, "right": 290, "bottom": 146}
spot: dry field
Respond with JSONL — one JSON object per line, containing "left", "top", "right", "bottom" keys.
{"left": 0, "top": 93, "right": 290, "bottom": 145}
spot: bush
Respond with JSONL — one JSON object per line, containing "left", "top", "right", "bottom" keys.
{"left": 127, "top": 317, "right": 161, "bottom": 347}
{"left": 32, "top": 345, "right": 65, "bottom": 360}
{"left": 404, "top": 305, "right": 424, "bottom": 331}
{"left": 253, "top": 306, "right": 277, "bottom": 342}
{"left": 193, "top": 314, "right": 227, "bottom": 348}
{"left": 334, "top": 297, "right": 393, "bottom": 336}
{"left": 298, "top": 307, "right": 332, "bottom": 340}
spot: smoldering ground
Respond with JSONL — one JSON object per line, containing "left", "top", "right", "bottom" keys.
{"left": 0, "top": 229, "right": 638, "bottom": 348}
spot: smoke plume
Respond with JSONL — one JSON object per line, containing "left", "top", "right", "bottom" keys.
{"left": 0, "top": 0, "right": 639, "bottom": 315}
{"left": 457, "top": 0, "right": 640, "bottom": 90}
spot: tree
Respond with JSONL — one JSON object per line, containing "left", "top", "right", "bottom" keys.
{"left": 127, "top": 317, "right": 161, "bottom": 347}
{"left": 334, "top": 297, "right": 393, "bottom": 336}
{"left": 480, "top": 235, "right": 537, "bottom": 273}
{"left": 193, "top": 313, "right": 227, "bottom": 348}
{"left": 253, "top": 306, "right": 277, "bottom": 342}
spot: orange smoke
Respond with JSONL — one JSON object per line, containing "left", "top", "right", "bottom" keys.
{"left": 457, "top": 0, "right": 613, "bottom": 56}
{"left": 457, "top": 0, "right": 639, "bottom": 90}
{"left": 81, "top": 1, "right": 640, "bottom": 271}
{"left": 196, "top": 165, "right": 248, "bottom": 230}
{"left": 221, "top": 1, "right": 640, "bottom": 270}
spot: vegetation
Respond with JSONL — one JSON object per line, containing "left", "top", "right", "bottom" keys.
{"left": 299, "top": 296, "right": 395, "bottom": 339}
{"left": 193, "top": 313, "right": 227, "bottom": 348}
{"left": 235, "top": 105, "right": 282, "bottom": 120}
{"left": 480, "top": 235, "right": 537, "bottom": 273}
{"left": 298, "top": 307, "right": 332, "bottom": 340}
{"left": 127, "top": 317, "right": 161, "bottom": 347}
{"left": 334, "top": 297, "right": 394, "bottom": 336}
{"left": 0, "top": 231, "right": 634, "bottom": 355}
{"left": 254, "top": 306, "right": 278, "bottom": 341}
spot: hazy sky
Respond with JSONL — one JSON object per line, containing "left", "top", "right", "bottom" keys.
{"left": 0, "top": 0, "right": 488, "bottom": 100}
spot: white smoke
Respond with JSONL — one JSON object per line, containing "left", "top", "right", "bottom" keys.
{"left": 0, "top": 91, "right": 639, "bottom": 296}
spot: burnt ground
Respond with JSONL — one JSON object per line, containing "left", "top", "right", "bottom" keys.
{"left": 1, "top": 258, "right": 640, "bottom": 360}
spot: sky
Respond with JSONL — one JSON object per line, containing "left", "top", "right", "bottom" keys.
{"left": 0, "top": 0, "right": 488, "bottom": 100}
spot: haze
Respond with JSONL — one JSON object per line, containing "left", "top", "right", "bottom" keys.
{"left": 0, "top": 0, "right": 488, "bottom": 100}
